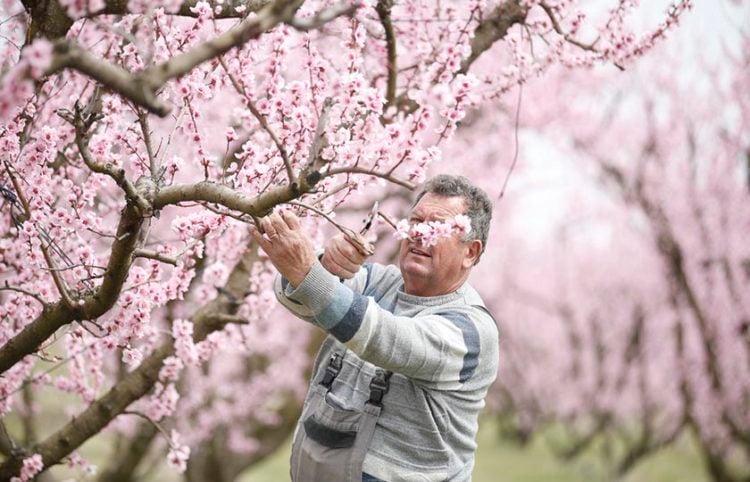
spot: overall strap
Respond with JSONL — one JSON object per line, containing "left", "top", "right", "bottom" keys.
{"left": 473, "top": 304, "right": 498, "bottom": 324}
{"left": 366, "top": 369, "right": 393, "bottom": 407}
{"left": 319, "top": 352, "right": 344, "bottom": 389}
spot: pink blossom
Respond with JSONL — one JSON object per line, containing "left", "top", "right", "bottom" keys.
{"left": 166, "top": 430, "right": 191, "bottom": 473}
{"left": 122, "top": 347, "right": 143, "bottom": 369}
{"left": 16, "top": 454, "right": 43, "bottom": 482}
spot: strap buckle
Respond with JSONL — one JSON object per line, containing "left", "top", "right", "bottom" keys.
{"left": 367, "top": 369, "right": 391, "bottom": 407}
{"left": 320, "top": 353, "right": 343, "bottom": 388}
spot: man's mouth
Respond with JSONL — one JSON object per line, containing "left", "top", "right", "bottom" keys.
{"left": 409, "top": 247, "right": 431, "bottom": 257}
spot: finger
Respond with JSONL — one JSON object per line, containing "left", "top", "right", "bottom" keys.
{"left": 329, "top": 243, "right": 361, "bottom": 273}
{"left": 260, "top": 217, "right": 277, "bottom": 239}
{"left": 338, "top": 236, "right": 368, "bottom": 264}
{"left": 338, "top": 268, "right": 357, "bottom": 280}
{"left": 328, "top": 257, "right": 358, "bottom": 279}
{"left": 269, "top": 212, "right": 289, "bottom": 235}
{"left": 251, "top": 226, "right": 273, "bottom": 252}
{"left": 344, "top": 234, "right": 373, "bottom": 259}
{"left": 281, "top": 210, "right": 301, "bottom": 230}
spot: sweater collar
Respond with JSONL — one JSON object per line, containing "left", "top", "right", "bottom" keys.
{"left": 396, "top": 283, "right": 468, "bottom": 306}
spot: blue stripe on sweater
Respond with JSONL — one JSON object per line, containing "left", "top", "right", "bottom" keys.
{"left": 329, "top": 292, "right": 368, "bottom": 343}
{"left": 438, "top": 311, "right": 480, "bottom": 383}
{"left": 316, "top": 283, "right": 354, "bottom": 329}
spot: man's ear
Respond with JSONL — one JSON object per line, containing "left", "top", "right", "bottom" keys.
{"left": 463, "top": 239, "right": 482, "bottom": 268}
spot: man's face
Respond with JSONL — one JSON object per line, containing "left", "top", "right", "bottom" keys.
{"left": 398, "top": 193, "right": 479, "bottom": 297}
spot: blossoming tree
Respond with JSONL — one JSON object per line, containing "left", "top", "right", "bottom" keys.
{"left": 470, "top": 25, "right": 749, "bottom": 480}
{"left": 0, "top": 0, "right": 691, "bottom": 479}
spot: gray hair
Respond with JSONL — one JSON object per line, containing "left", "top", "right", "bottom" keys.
{"left": 414, "top": 174, "right": 493, "bottom": 263}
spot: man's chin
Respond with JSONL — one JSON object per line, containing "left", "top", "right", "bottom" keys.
{"left": 400, "top": 259, "right": 430, "bottom": 278}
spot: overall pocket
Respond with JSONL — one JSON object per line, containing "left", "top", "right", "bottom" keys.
{"left": 291, "top": 392, "right": 364, "bottom": 481}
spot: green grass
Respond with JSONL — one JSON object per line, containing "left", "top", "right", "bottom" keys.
{"left": 240, "top": 417, "right": 709, "bottom": 482}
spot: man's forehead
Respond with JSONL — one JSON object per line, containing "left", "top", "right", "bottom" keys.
{"left": 410, "top": 194, "right": 466, "bottom": 217}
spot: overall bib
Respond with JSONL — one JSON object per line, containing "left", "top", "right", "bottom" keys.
{"left": 290, "top": 352, "right": 391, "bottom": 482}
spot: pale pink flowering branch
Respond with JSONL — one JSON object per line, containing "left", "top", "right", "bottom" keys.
{"left": 0, "top": 239, "right": 264, "bottom": 479}
{"left": 42, "top": 0, "right": 358, "bottom": 116}
{"left": 394, "top": 214, "right": 473, "bottom": 247}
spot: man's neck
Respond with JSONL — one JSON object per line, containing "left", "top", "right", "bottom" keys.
{"left": 403, "top": 274, "right": 469, "bottom": 297}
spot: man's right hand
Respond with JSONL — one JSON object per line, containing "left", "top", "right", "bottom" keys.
{"left": 321, "top": 233, "right": 371, "bottom": 279}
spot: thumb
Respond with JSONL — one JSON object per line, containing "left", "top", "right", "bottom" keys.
{"left": 346, "top": 233, "right": 375, "bottom": 257}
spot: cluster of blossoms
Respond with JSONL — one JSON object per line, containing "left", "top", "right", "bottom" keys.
{"left": 394, "top": 214, "right": 473, "bottom": 247}
{"left": 10, "top": 454, "right": 43, "bottom": 482}
{"left": 166, "top": 430, "right": 191, "bottom": 473}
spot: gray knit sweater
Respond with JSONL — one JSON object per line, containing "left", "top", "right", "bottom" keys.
{"left": 275, "top": 260, "right": 499, "bottom": 481}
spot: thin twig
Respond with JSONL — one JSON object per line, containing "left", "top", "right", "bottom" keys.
{"left": 288, "top": 201, "right": 375, "bottom": 256}
{"left": 217, "top": 56, "right": 296, "bottom": 187}
{"left": 1, "top": 282, "right": 48, "bottom": 306}
{"left": 377, "top": 211, "right": 398, "bottom": 230}
{"left": 137, "top": 110, "right": 158, "bottom": 178}
{"left": 324, "top": 166, "right": 416, "bottom": 190}
{"left": 498, "top": 80, "right": 523, "bottom": 200}
{"left": 122, "top": 411, "right": 175, "bottom": 447}
{"left": 287, "top": 201, "right": 349, "bottom": 233}
{"left": 539, "top": 1, "right": 625, "bottom": 71}
{"left": 133, "top": 249, "right": 179, "bottom": 266}
{"left": 3, "top": 161, "right": 75, "bottom": 308}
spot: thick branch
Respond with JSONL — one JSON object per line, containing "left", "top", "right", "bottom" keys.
{"left": 143, "top": 0, "right": 305, "bottom": 90}
{"left": 96, "top": 421, "right": 157, "bottom": 482}
{"left": 288, "top": 1, "right": 360, "bottom": 31}
{"left": 60, "top": 106, "right": 152, "bottom": 214}
{"left": 93, "top": 0, "right": 271, "bottom": 19}
{"left": 26, "top": 1, "right": 272, "bottom": 42}
{"left": 154, "top": 178, "right": 319, "bottom": 214}
{"left": 45, "top": 0, "right": 306, "bottom": 116}
{"left": 0, "top": 178, "right": 155, "bottom": 375}
{"left": 460, "top": 0, "right": 528, "bottom": 74}
{"left": 375, "top": 0, "right": 397, "bottom": 109}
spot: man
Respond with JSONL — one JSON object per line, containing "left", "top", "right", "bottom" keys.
{"left": 252, "top": 175, "right": 499, "bottom": 481}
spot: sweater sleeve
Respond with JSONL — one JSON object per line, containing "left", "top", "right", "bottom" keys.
{"left": 277, "top": 259, "right": 498, "bottom": 389}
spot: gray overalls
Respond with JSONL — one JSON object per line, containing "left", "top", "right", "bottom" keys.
{"left": 290, "top": 351, "right": 391, "bottom": 482}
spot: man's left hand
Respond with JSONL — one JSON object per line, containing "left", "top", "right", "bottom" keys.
{"left": 251, "top": 211, "right": 317, "bottom": 288}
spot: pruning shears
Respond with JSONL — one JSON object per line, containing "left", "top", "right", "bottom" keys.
{"left": 342, "top": 201, "right": 378, "bottom": 257}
